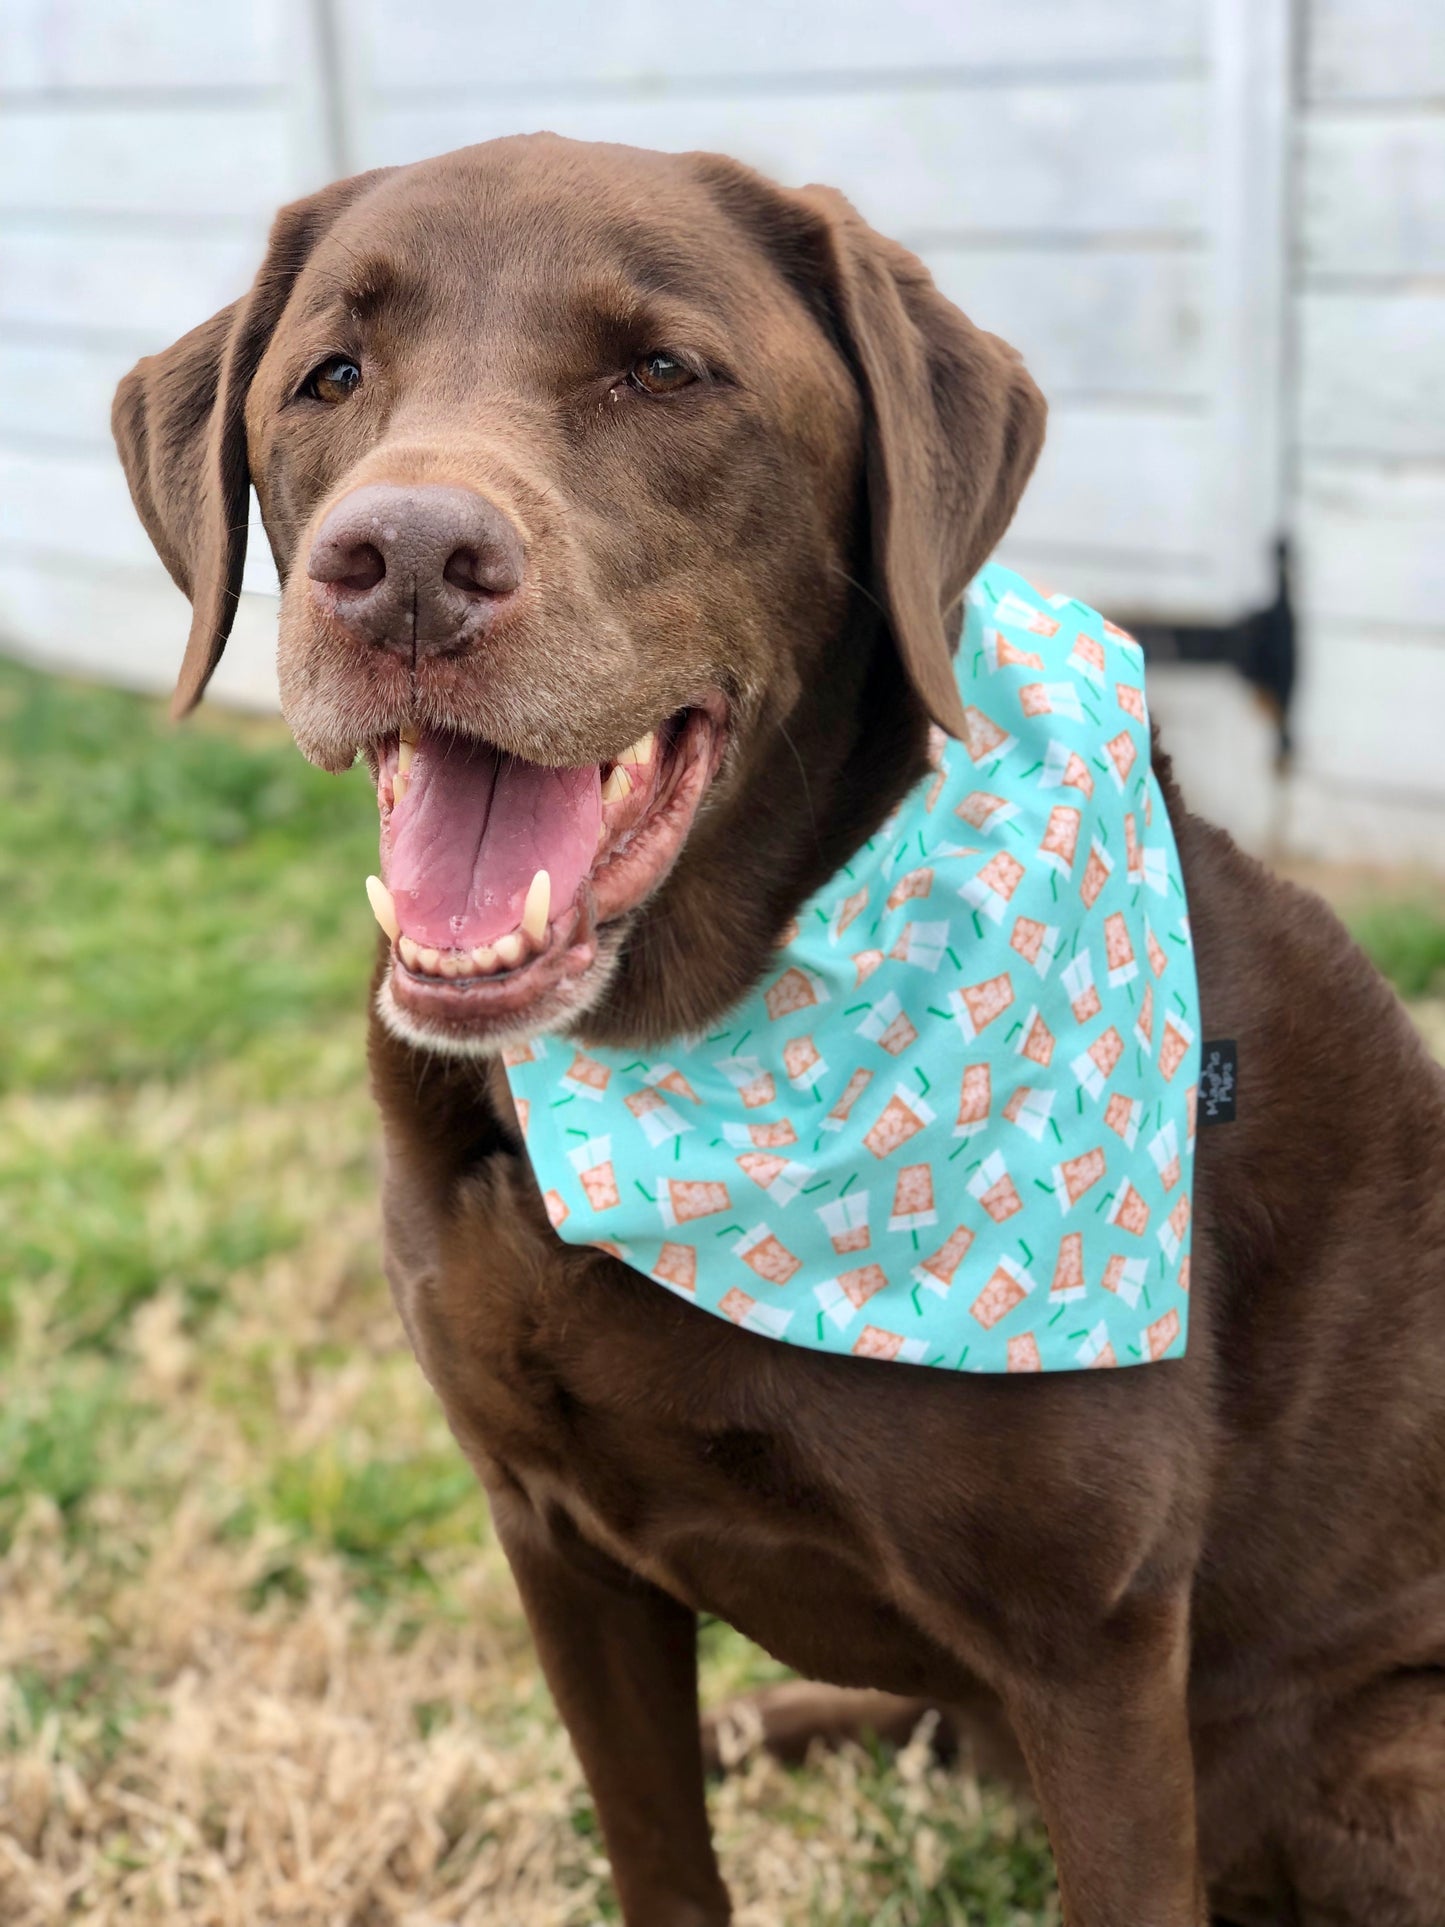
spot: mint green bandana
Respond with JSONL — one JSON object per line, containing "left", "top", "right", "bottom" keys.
{"left": 503, "top": 565, "right": 1199, "bottom": 1373}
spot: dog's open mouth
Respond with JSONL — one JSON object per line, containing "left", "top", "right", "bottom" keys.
{"left": 363, "top": 701, "right": 726, "bottom": 1033}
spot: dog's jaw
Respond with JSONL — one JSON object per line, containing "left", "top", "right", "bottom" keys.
{"left": 374, "top": 924, "right": 627, "bottom": 1060}
{"left": 362, "top": 700, "right": 728, "bottom": 1054}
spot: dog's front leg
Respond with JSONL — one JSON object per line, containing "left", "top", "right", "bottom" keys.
{"left": 999, "top": 1583, "right": 1205, "bottom": 1927}
{"left": 491, "top": 1491, "right": 731, "bottom": 1926}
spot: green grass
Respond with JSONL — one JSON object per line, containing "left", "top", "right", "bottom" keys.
{"left": 0, "top": 657, "right": 377, "bottom": 1094}
{"left": 1345, "top": 897, "right": 1445, "bottom": 1000}
{"left": 238, "top": 1442, "right": 488, "bottom": 1607}
{"left": 0, "top": 650, "right": 1436, "bottom": 1925}
{"left": 0, "top": 655, "right": 407, "bottom": 1549}
{"left": 0, "top": 1368, "right": 149, "bottom": 1535}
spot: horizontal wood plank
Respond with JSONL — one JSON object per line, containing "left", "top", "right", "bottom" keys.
{"left": 0, "top": 447, "right": 281, "bottom": 596}
{"left": 1305, "top": 0, "right": 1445, "bottom": 103}
{"left": 934, "top": 248, "right": 1205, "bottom": 399}
{"left": 0, "top": 104, "right": 298, "bottom": 220}
{"left": 0, "top": 228, "right": 257, "bottom": 338}
{"left": 1298, "top": 292, "right": 1445, "bottom": 459}
{"left": 1, "top": 445, "right": 157, "bottom": 569}
{"left": 1009, "top": 404, "right": 1211, "bottom": 558}
{"left": 0, "top": 0, "right": 287, "bottom": 91}
{"left": 1300, "top": 112, "right": 1445, "bottom": 277}
{"left": 1284, "top": 770, "right": 1445, "bottom": 872}
{"left": 0, "top": 336, "right": 137, "bottom": 445}
{"left": 349, "top": 0, "right": 1204, "bottom": 92}
{"left": 1294, "top": 458, "right": 1445, "bottom": 632}
{"left": 0, "top": 561, "right": 281, "bottom": 710}
{"left": 366, "top": 80, "right": 1207, "bottom": 238}
{"left": 1293, "top": 620, "right": 1445, "bottom": 800}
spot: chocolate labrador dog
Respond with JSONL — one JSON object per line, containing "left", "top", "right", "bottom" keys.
{"left": 113, "top": 136, "right": 1445, "bottom": 1926}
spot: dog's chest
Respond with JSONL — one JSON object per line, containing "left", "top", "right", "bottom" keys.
{"left": 386, "top": 1175, "right": 968, "bottom": 1686}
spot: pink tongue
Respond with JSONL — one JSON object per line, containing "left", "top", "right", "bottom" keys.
{"left": 385, "top": 731, "right": 602, "bottom": 949}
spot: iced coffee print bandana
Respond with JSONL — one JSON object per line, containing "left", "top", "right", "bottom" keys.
{"left": 503, "top": 564, "right": 1200, "bottom": 1374}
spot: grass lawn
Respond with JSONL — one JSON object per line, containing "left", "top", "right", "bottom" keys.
{"left": 1, "top": 655, "right": 1441, "bottom": 1925}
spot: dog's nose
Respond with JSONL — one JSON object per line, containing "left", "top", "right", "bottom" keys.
{"left": 307, "top": 483, "right": 524, "bottom": 656}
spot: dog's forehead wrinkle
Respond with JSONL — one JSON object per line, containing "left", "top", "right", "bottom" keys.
{"left": 334, "top": 254, "right": 407, "bottom": 321}
{"left": 317, "top": 148, "right": 757, "bottom": 337}
{"left": 288, "top": 224, "right": 424, "bottom": 332}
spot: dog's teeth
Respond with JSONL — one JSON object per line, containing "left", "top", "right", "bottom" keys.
{"left": 398, "top": 935, "right": 421, "bottom": 969}
{"left": 398, "top": 731, "right": 417, "bottom": 764}
{"left": 365, "top": 875, "right": 400, "bottom": 941}
{"left": 495, "top": 931, "right": 524, "bottom": 967}
{"left": 472, "top": 942, "right": 497, "bottom": 971}
{"left": 601, "top": 765, "right": 632, "bottom": 803}
{"left": 417, "top": 945, "right": 442, "bottom": 974}
{"left": 522, "top": 870, "right": 550, "bottom": 943}
{"left": 392, "top": 769, "right": 409, "bottom": 807}
{"left": 623, "top": 730, "right": 656, "bottom": 766}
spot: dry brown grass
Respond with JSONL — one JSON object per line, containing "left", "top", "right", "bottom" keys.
{"left": 1, "top": 1501, "right": 1043, "bottom": 1925}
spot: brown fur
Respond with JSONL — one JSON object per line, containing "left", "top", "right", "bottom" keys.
{"left": 113, "top": 136, "right": 1445, "bottom": 1927}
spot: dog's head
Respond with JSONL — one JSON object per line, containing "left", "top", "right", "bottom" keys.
{"left": 113, "top": 135, "right": 1044, "bottom": 1056}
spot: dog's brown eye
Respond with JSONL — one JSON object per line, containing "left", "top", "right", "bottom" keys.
{"left": 628, "top": 352, "right": 696, "bottom": 396}
{"left": 303, "top": 356, "right": 362, "bottom": 404}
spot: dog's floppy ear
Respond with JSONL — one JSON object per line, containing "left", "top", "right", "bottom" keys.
{"left": 789, "top": 186, "right": 1046, "bottom": 738}
{"left": 724, "top": 175, "right": 1040, "bottom": 736}
{"left": 112, "top": 170, "right": 391, "bottom": 718}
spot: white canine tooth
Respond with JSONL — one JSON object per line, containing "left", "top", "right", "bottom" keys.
{"left": 398, "top": 936, "right": 421, "bottom": 969}
{"left": 472, "top": 943, "right": 498, "bottom": 971}
{"left": 365, "top": 875, "right": 400, "bottom": 941}
{"left": 522, "top": 870, "right": 551, "bottom": 943}
{"left": 623, "top": 730, "right": 656, "bottom": 766}
{"left": 601, "top": 765, "right": 632, "bottom": 804}
{"left": 392, "top": 769, "right": 409, "bottom": 807}
{"left": 398, "top": 730, "right": 417, "bottom": 761}
{"left": 495, "top": 931, "right": 524, "bottom": 967}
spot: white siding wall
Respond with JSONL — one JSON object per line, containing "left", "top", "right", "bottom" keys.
{"left": 0, "top": 0, "right": 335, "bottom": 704}
{"left": 1286, "top": 0, "right": 1445, "bottom": 864}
